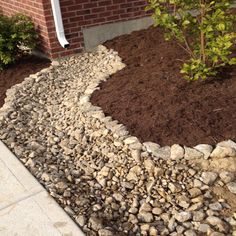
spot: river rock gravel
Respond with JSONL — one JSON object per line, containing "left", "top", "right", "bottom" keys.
{"left": 0, "top": 45, "right": 236, "bottom": 235}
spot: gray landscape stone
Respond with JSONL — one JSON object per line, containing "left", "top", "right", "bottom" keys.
{"left": 184, "top": 147, "right": 204, "bottom": 160}
{"left": 227, "top": 182, "right": 236, "bottom": 194}
{"left": 170, "top": 144, "right": 184, "bottom": 160}
{"left": 194, "top": 144, "right": 213, "bottom": 159}
{"left": 201, "top": 172, "right": 218, "bottom": 185}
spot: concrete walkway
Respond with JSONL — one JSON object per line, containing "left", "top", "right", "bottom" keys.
{"left": 0, "top": 141, "right": 84, "bottom": 236}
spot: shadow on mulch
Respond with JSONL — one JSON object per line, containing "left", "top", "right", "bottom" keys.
{"left": 91, "top": 27, "right": 236, "bottom": 146}
{"left": 0, "top": 55, "right": 51, "bottom": 107}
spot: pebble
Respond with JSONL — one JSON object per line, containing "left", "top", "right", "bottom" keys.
{"left": 194, "top": 144, "right": 213, "bottom": 159}
{"left": 198, "top": 224, "right": 210, "bottom": 233}
{"left": 124, "top": 136, "right": 139, "bottom": 145}
{"left": 209, "top": 202, "right": 222, "bottom": 211}
{"left": 139, "top": 203, "right": 152, "bottom": 212}
{"left": 168, "top": 182, "right": 182, "bottom": 193}
{"left": 227, "top": 182, "right": 236, "bottom": 194}
{"left": 144, "top": 159, "right": 155, "bottom": 175}
{"left": 188, "top": 188, "right": 202, "bottom": 198}
{"left": 184, "top": 229, "right": 197, "bottom": 236}
{"left": 98, "top": 229, "right": 113, "bottom": 236}
{"left": 143, "top": 142, "right": 160, "bottom": 155}
{"left": 217, "top": 139, "right": 236, "bottom": 150}
{"left": 75, "top": 215, "right": 86, "bottom": 227}
{"left": 170, "top": 144, "right": 184, "bottom": 160}
{"left": 138, "top": 211, "right": 154, "bottom": 223}
{"left": 154, "top": 146, "right": 170, "bottom": 160}
{"left": 201, "top": 172, "right": 218, "bottom": 185}
{"left": 152, "top": 207, "right": 163, "bottom": 215}
{"left": 175, "top": 211, "right": 192, "bottom": 222}
{"left": 149, "top": 226, "right": 158, "bottom": 236}
{"left": 219, "top": 171, "right": 234, "bottom": 183}
{"left": 89, "top": 216, "right": 103, "bottom": 231}
{"left": 193, "top": 211, "right": 205, "bottom": 221}
{"left": 210, "top": 146, "right": 236, "bottom": 159}
{"left": 184, "top": 147, "right": 203, "bottom": 160}
{"left": 113, "top": 193, "right": 123, "bottom": 202}
{"left": 206, "top": 216, "right": 223, "bottom": 226}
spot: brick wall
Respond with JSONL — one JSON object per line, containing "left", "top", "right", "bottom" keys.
{"left": 0, "top": 0, "right": 149, "bottom": 58}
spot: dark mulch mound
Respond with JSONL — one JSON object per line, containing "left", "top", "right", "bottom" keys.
{"left": 91, "top": 27, "right": 236, "bottom": 146}
{"left": 0, "top": 55, "right": 51, "bottom": 107}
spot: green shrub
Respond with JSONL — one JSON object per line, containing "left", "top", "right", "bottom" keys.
{"left": 0, "top": 14, "right": 37, "bottom": 69}
{"left": 146, "top": 0, "right": 236, "bottom": 81}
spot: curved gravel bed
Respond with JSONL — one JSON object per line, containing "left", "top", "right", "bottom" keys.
{"left": 0, "top": 46, "right": 236, "bottom": 236}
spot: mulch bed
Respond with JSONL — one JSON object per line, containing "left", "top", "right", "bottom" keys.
{"left": 91, "top": 27, "right": 236, "bottom": 147}
{"left": 0, "top": 55, "right": 51, "bottom": 107}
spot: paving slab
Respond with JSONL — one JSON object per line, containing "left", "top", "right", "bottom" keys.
{"left": 0, "top": 141, "right": 84, "bottom": 236}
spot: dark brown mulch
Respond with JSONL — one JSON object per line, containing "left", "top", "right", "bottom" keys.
{"left": 91, "top": 27, "right": 236, "bottom": 146}
{"left": 0, "top": 55, "right": 51, "bottom": 107}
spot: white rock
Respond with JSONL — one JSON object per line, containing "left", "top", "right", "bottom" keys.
{"left": 168, "top": 182, "right": 182, "bottom": 193}
{"left": 210, "top": 146, "right": 236, "bottom": 158}
{"left": 201, "top": 172, "right": 218, "bottom": 185}
{"left": 79, "top": 95, "right": 90, "bottom": 104}
{"left": 152, "top": 207, "right": 163, "bottom": 215}
{"left": 98, "top": 229, "right": 113, "bottom": 236}
{"left": 89, "top": 216, "right": 103, "bottom": 231}
{"left": 206, "top": 216, "right": 223, "bottom": 226}
{"left": 126, "top": 171, "right": 138, "bottom": 181}
{"left": 139, "top": 203, "right": 152, "bottom": 212}
{"left": 131, "top": 149, "right": 141, "bottom": 162}
{"left": 143, "top": 142, "right": 160, "bottom": 154}
{"left": 227, "top": 182, "right": 236, "bottom": 194}
{"left": 146, "top": 178, "right": 155, "bottom": 193}
{"left": 217, "top": 140, "right": 236, "bottom": 150}
{"left": 198, "top": 224, "right": 210, "bottom": 233}
{"left": 219, "top": 171, "right": 234, "bottom": 183}
{"left": 92, "top": 204, "right": 102, "bottom": 211}
{"left": 188, "top": 188, "right": 202, "bottom": 198}
{"left": 168, "top": 216, "right": 176, "bottom": 231}
{"left": 51, "top": 60, "right": 60, "bottom": 67}
{"left": 184, "top": 147, "right": 204, "bottom": 160}
{"left": 41, "top": 172, "right": 50, "bottom": 182}
{"left": 209, "top": 202, "right": 222, "bottom": 211}
{"left": 126, "top": 165, "right": 141, "bottom": 181}
{"left": 193, "top": 211, "right": 205, "bottom": 221}
{"left": 113, "top": 193, "right": 123, "bottom": 202}
{"left": 138, "top": 211, "right": 154, "bottom": 223}
{"left": 170, "top": 144, "right": 184, "bottom": 160}
{"left": 194, "top": 144, "right": 213, "bottom": 159}
{"left": 149, "top": 227, "right": 158, "bottom": 236}
{"left": 129, "top": 141, "right": 143, "bottom": 150}
{"left": 153, "top": 146, "right": 170, "bottom": 159}
{"left": 98, "top": 166, "right": 110, "bottom": 177}
{"left": 175, "top": 211, "right": 192, "bottom": 222}
{"left": 129, "top": 207, "right": 138, "bottom": 214}
{"left": 184, "top": 229, "right": 197, "bottom": 236}
{"left": 144, "top": 159, "right": 155, "bottom": 175}
{"left": 124, "top": 136, "right": 139, "bottom": 145}
{"left": 75, "top": 215, "right": 86, "bottom": 227}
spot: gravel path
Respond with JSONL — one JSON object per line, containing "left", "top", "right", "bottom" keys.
{"left": 0, "top": 46, "right": 236, "bottom": 236}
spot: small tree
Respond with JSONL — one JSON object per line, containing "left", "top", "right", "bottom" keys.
{"left": 146, "top": 0, "right": 236, "bottom": 81}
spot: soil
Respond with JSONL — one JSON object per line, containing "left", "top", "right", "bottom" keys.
{"left": 91, "top": 27, "right": 236, "bottom": 146}
{"left": 0, "top": 55, "right": 51, "bottom": 107}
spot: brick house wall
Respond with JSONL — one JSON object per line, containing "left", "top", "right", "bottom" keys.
{"left": 0, "top": 0, "right": 149, "bottom": 58}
